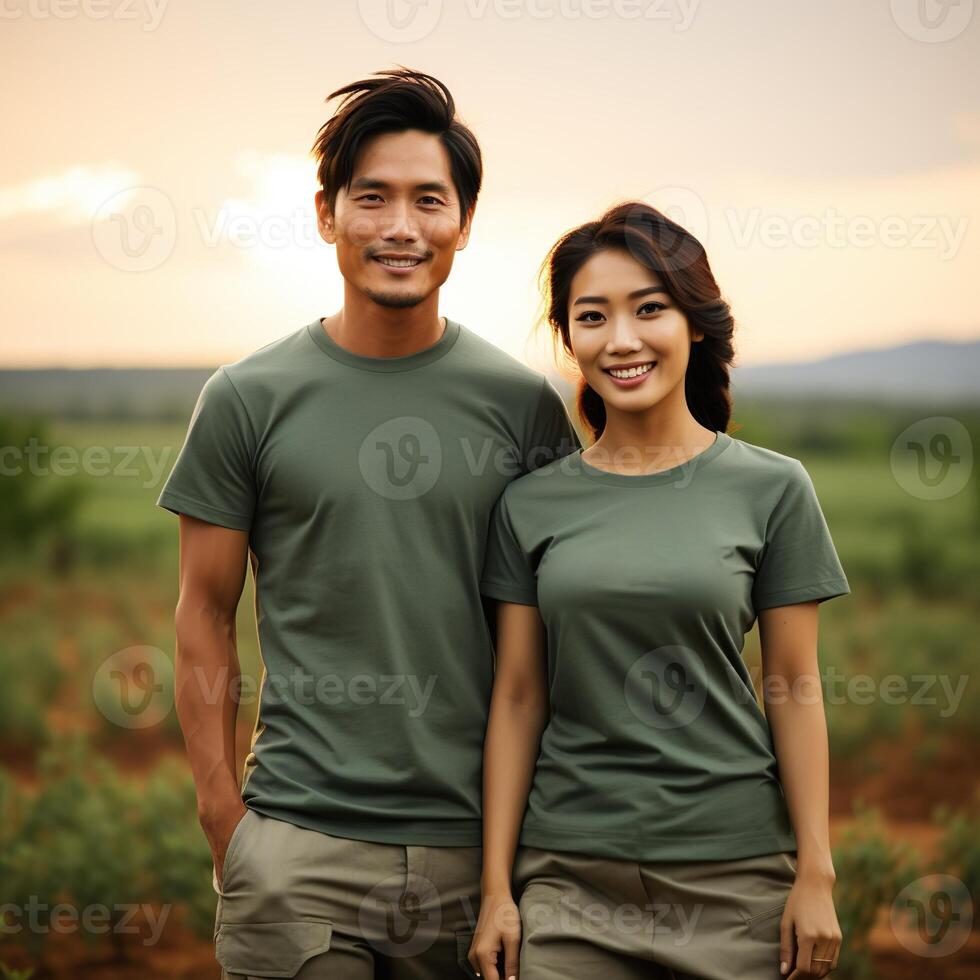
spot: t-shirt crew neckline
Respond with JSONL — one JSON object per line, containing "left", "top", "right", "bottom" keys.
{"left": 306, "top": 316, "right": 461, "bottom": 372}
{"left": 573, "top": 429, "right": 732, "bottom": 486}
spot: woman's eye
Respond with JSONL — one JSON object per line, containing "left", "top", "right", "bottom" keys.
{"left": 575, "top": 311, "right": 604, "bottom": 324}
{"left": 638, "top": 301, "right": 666, "bottom": 315}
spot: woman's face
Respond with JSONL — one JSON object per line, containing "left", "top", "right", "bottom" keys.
{"left": 567, "top": 248, "right": 702, "bottom": 416}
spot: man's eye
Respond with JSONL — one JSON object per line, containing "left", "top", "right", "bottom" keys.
{"left": 419, "top": 196, "right": 443, "bottom": 206}
{"left": 359, "top": 194, "right": 383, "bottom": 203}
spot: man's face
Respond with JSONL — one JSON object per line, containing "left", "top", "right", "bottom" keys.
{"left": 316, "top": 129, "right": 472, "bottom": 309}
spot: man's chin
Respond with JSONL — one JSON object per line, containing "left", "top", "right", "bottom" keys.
{"left": 363, "top": 287, "right": 427, "bottom": 309}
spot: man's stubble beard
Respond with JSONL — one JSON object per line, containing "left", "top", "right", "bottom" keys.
{"left": 363, "top": 288, "right": 428, "bottom": 309}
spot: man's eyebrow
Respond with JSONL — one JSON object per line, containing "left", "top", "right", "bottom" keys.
{"left": 572, "top": 286, "right": 668, "bottom": 306}
{"left": 349, "top": 177, "right": 453, "bottom": 195}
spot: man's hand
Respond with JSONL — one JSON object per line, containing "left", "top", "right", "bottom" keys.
{"left": 201, "top": 797, "right": 249, "bottom": 889}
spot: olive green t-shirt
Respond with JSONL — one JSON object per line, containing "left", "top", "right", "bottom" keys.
{"left": 479, "top": 430, "right": 850, "bottom": 862}
{"left": 157, "top": 317, "right": 580, "bottom": 846}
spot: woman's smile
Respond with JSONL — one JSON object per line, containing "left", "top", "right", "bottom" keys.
{"left": 603, "top": 359, "right": 658, "bottom": 387}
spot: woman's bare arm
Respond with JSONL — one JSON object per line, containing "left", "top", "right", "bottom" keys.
{"left": 470, "top": 600, "right": 549, "bottom": 980}
{"left": 759, "top": 601, "right": 842, "bottom": 977}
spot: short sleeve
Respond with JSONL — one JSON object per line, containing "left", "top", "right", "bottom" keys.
{"left": 156, "top": 367, "right": 257, "bottom": 531}
{"left": 521, "top": 376, "right": 581, "bottom": 473}
{"left": 480, "top": 491, "right": 538, "bottom": 606}
{"left": 751, "top": 460, "right": 850, "bottom": 611}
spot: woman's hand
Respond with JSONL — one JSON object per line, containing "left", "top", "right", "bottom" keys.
{"left": 468, "top": 891, "right": 522, "bottom": 980}
{"left": 779, "top": 868, "right": 843, "bottom": 977}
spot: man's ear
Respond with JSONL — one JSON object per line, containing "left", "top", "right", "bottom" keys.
{"left": 315, "top": 189, "right": 337, "bottom": 245}
{"left": 456, "top": 205, "right": 475, "bottom": 251}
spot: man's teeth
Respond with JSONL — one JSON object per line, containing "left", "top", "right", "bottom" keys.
{"left": 608, "top": 362, "right": 655, "bottom": 379}
{"left": 376, "top": 257, "right": 422, "bottom": 267}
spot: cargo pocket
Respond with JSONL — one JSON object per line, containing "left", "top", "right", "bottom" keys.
{"left": 455, "top": 930, "right": 480, "bottom": 979}
{"left": 743, "top": 902, "right": 786, "bottom": 934}
{"left": 216, "top": 919, "right": 333, "bottom": 978}
{"left": 519, "top": 882, "right": 565, "bottom": 936}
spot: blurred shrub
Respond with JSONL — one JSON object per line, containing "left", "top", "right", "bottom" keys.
{"left": 137, "top": 755, "right": 217, "bottom": 939}
{"left": 819, "top": 594, "right": 979, "bottom": 758}
{"left": 934, "top": 795, "right": 980, "bottom": 900}
{"left": 0, "top": 614, "right": 62, "bottom": 747}
{"left": 0, "top": 414, "right": 87, "bottom": 575}
{"left": 0, "top": 965, "right": 34, "bottom": 980}
{"left": 831, "top": 802, "right": 922, "bottom": 980}
{"left": 0, "top": 734, "right": 215, "bottom": 967}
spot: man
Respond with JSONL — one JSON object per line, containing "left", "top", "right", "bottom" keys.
{"left": 157, "top": 67, "right": 580, "bottom": 979}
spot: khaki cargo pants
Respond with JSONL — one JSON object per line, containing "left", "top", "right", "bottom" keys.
{"left": 211, "top": 807, "right": 483, "bottom": 979}
{"left": 513, "top": 844, "right": 799, "bottom": 980}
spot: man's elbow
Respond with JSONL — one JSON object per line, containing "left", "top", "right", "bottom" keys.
{"left": 173, "top": 597, "right": 237, "bottom": 654}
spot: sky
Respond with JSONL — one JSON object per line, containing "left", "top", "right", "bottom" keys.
{"left": 0, "top": 0, "right": 977, "bottom": 370}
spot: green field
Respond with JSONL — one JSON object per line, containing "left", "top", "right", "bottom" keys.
{"left": 1, "top": 403, "right": 978, "bottom": 978}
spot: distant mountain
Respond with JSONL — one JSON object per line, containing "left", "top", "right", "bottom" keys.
{"left": 1, "top": 339, "right": 976, "bottom": 420}
{"left": 731, "top": 338, "right": 979, "bottom": 403}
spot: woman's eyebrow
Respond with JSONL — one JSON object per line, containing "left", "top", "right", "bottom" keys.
{"left": 573, "top": 286, "right": 668, "bottom": 306}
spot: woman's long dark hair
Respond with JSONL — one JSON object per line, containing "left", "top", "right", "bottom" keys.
{"left": 540, "top": 202, "right": 735, "bottom": 441}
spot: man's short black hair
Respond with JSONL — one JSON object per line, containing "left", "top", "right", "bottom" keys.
{"left": 312, "top": 66, "right": 482, "bottom": 223}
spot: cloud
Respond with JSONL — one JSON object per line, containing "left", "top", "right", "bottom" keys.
{"left": 0, "top": 165, "right": 141, "bottom": 224}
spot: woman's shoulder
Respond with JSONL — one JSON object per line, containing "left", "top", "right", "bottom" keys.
{"left": 497, "top": 451, "right": 578, "bottom": 508}
{"left": 723, "top": 433, "right": 807, "bottom": 477}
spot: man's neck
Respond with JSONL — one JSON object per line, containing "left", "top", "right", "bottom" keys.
{"left": 320, "top": 290, "right": 445, "bottom": 358}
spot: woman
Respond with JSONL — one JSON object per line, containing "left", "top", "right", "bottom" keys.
{"left": 467, "top": 202, "right": 848, "bottom": 980}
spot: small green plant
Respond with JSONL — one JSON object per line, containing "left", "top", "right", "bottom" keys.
{"left": 933, "top": 794, "right": 980, "bottom": 899}
{"left": 0, "top": 964, "right": 35, "bottom": 980}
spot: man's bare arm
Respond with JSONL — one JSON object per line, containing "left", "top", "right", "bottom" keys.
{"left": 173, "top": 513, "right": 250, "bottom": 883}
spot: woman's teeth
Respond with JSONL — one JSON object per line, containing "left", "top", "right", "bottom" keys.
{"left": 607, "top": 362, "right": 655, "bottom": 379}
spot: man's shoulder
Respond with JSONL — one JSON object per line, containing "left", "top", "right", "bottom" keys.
{"left": 217, "top": 322, "right": 315, "bottom": 393}
{"left": 451, "top": 320, "right": 548, "bottom": 398}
